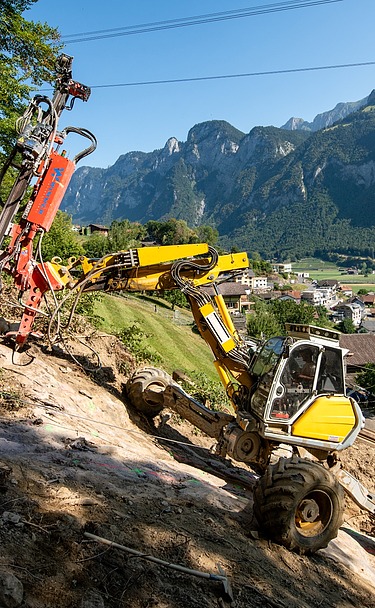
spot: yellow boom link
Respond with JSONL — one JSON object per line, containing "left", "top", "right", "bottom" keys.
{"left": 58, "top": 246, "right": 249, "bottom": 292}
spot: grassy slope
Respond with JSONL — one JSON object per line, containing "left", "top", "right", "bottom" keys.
{"left": 94, "top": 293, "right": 218, "bottom": 381}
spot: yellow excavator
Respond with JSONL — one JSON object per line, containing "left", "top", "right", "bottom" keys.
{"left": 52, "top": 243, "right": 373, "bottom": 555}
{"left": 0, "top": 55, "right": 373, "bottom": 555}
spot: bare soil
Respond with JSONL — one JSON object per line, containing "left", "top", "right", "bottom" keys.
{"left": 0, "top": 334, "right": 374, "bottom": 608}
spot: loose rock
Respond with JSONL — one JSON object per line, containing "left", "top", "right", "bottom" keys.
{"left": 0, "top": 572, "right": 23, "bottom": 608}
{"left": 80, "top": 588, "right": 105, "bottom": 608}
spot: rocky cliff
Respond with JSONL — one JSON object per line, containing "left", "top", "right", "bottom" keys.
{"left": 62, "top": 91, "right": 375, "bottom": 258}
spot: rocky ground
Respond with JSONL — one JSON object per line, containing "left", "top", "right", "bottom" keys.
{"left": 0, "top": 334, "right": 374, "bottom": 608}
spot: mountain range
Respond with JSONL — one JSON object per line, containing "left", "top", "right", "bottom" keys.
{"left": 62, "top": 91, "right": 375, "bottom": 259}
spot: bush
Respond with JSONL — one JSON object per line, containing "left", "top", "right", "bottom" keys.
{"left": 117, "top": 323, "right": 162, "bottom": 365}
{"left": 355, "top": 363, "right": 375, "bottom": 398}
{"left": 180, "top": 370, "right": 229, "bottom": 412}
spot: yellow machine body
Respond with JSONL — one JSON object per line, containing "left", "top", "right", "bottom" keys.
{"left": 199, "top": 302, "right": 236, "bottom": 353}
{"left": 75, "top": 247, "right": 249, "bottom": 292}
{"left": 292, "top": 395, "right": 356, "bottom": 443}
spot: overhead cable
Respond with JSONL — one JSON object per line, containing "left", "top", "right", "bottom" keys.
{"left": 88, "top": 61, "right": 375, "bottom": 90}
{"left": 61, "top": 0, "right": 343, "bottom": 43}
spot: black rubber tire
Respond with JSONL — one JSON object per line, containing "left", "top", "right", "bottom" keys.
{"left": 126, "top": 367, "right": 173, "bottom": 417}
{"left": 253, "top": 455, "right": 344, "bottom": 554}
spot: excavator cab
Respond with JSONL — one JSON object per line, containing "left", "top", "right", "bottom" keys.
{"left": 245, "top": 324, "right": 363, "bottom": 455}
{"left": 267, "top": 342, "right": 345, "bottom": 421}
{"left": 250, "top": 335, "right": 345, "bottom": 423}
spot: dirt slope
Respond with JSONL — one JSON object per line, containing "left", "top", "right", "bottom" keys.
{"left": 0, "top": 336, "right": 374, "bottom": 608}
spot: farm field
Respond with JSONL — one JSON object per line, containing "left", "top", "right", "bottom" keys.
{"left": 292, "top": 258, "right": 375, "bottom": 291}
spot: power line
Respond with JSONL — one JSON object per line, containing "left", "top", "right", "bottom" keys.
{"left": 62, "top": 0, "right": 308, "bottom": 37}
{"left": 88, "top": 61, "right": 375, "bottom": 90}
{"left": 39, "top": 60, "right": 375, "bottom": 92}
{"left": 61, "top": 0, "right": 343, "bottom": 44}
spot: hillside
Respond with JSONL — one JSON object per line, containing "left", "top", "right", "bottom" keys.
{"left": 223, "top": 95, "right": 375, "bottom": 259}
{"left": 62, "top": 91, "right": 375, "bottom": 260}
{"left": 93, "top": 293, "right": 218, "bottom": 381}
{"left": 0, "top": 336, "right": 374, "bottom": 607}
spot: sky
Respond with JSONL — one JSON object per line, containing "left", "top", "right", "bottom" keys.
{"left": 25, "top": 0, "right": 375, "bottom": 169}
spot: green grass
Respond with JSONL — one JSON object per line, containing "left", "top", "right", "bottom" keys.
{"left": 346, "top": 283, "right": 375, "bottom": 293}
{"left": 292, "top": 258, "right": 375, "bottom": 286}
{"left": 94, "top": 293, "right": 218, "bottom": 381}
{"left": 292, "top": 258, "right": 338, "bottom": 272}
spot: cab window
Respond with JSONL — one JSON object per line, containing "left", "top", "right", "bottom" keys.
{"left": 316, "top": 347, "right": 344, "bottom": 394}
{"left": 251, "top": 337, "right": 286, "bottom": 417}
{"left": 270, "top": 344, "right": 319, "bottom": 420}
{"left": 251, "top": 337, "right": 285, "bottom": 378}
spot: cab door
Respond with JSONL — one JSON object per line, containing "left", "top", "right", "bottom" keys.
{"left": 267, "top": 343, "right": 320, "bottom": 421}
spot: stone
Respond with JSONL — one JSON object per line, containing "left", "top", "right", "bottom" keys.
{"left": 80, "top": 588, "right": 105, "bottom": 608}
{"left": 0, "top": 572, "right": 23, "bottom": 608}
{"left": 2, "top": 512, "right": 21, "bottom": 524}
{"left": 0, "top": 318, "right": 10, "bottom": 334}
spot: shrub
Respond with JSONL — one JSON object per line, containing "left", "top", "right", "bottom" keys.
{"left": 181, "top": 370, "right": 229, "bottom": 412}
{"left": 117, "top": 323, "right": 161, "bottom": 365}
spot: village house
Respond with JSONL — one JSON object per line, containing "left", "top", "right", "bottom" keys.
{"left": 317, "top": 279, "right": 340, "bottom": 295}
{"left": 272, "top": 262, "right": 292, "bottom": 274}
{"left": 296, "top": 272, "right": 310, "bottom": 281}
{"left": 333, "top": 302, "right": 363, "bottom": 327}
{"left": 231, "top": 268, "right": 269, "bottom": 292}
{"left": 300, "top": 284, "right": 337, "bottom": 309}
{"left": 339, "top": 333, "right": 375, "bottom": 374}
{"left": 81, "top": 224, "right": 109, "bottom": 237}
{"left": 339, "top": 285, "right": 353, "bottom": 297}
{"left": 348, "top": 296, "right": 367, "bottom": 318}
{"left": 300, "top": 289, "right": 325, "bottom": 306}
{"left": 278, "top": 290, "right": 302, "bottom": 303}
{"left": 204, "top": 282, "right": 250, "bottom": 313}
{"left": 362, "top": 293, "right": 375, "bottom": 306}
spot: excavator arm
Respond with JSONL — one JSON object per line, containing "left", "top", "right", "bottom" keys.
{"left": 47, "top": 243, "right": 253, "bottom": 407}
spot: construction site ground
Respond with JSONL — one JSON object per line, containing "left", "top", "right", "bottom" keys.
{"left": 0, "top": 335, "right": 374, "bottom": 608}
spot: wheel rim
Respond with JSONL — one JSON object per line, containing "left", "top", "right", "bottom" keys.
{"left": 295, "top": 490, "right": 333, "bottom": 537}
{"left": 143, "top": 382, "right": 165, "bottom": 407}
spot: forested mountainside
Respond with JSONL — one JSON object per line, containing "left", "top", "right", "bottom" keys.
{"left": 62, "top": 90, "right": 375, "bottom": 259}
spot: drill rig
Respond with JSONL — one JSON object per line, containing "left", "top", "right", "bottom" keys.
{"left": 0, "top": 53, "right": 96, "bottom": 344}
{"left": 0, "top": 57, "right": 373, "bottom": 555}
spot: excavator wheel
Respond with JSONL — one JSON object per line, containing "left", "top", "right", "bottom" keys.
{"left": 253, "top": 455, "right": 344, "bottom": 554}
{"left": 126, "top": 367, "right": 173, "bottom": 417}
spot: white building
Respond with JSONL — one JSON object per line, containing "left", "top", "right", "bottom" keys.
{"left": 232, "top": 269, "right": 269, "bottom": 291}
{"left": 317, "top": 287, "right": 336, "bottom": 308}
{"left": 334, "top": 303, "right": 362, "bottom": 327}
{"left": 251, "top": 276, "right": 268, "bottom": 290}
{"left": 300, "top": 290, "right": 324, "bottom": 306}
{"left": 272, "top": 263, "right": 292, "bottom": 274}
{"left": 301, "top": 287, "right": 336, "bottom": 309}
{"left": 232, "top": 268, "right": 255, "bottom": 286}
